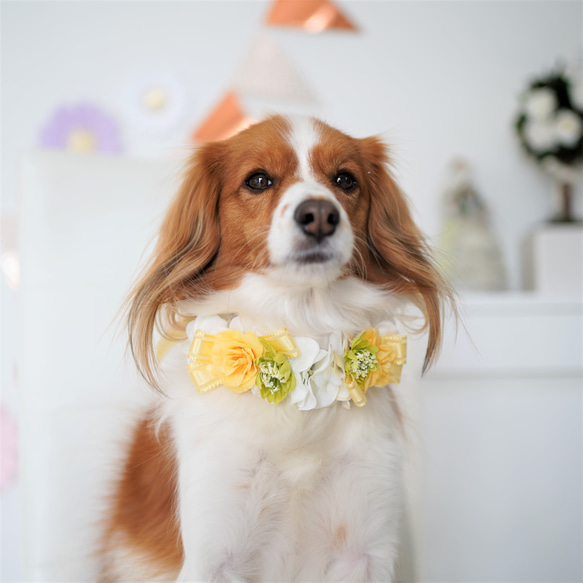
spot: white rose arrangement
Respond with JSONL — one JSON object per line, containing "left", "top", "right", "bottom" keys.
{"left": 515, "top": 67, "right": 582, "bottom": 222}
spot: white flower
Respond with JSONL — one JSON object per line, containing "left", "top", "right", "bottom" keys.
{"left": 288, "top": 337, "right": 321, "bottom": 410}
{"left": 309, "top": 349, "right": 349, "bottom": 405}
{"left": 525, "top": 88, "right": 557, "bottom": 120}
{"left": 289, "top": 333, "right": 348, "bottom": 411}
{"left": 554, "top": 109, "right": 583, "bottom": 147}
{"left": 186, "top": 315, "right": 229, "bottom": 338}
{"left": 523, "top": 119, "right": 557, "bottom": 152}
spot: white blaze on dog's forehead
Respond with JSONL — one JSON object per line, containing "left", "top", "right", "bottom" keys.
{"left": 286, "top": 116, "right": 319, "bottom": 181}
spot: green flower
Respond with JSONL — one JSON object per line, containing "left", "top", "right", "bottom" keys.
{"left": 254, "top": 340, "right": 296, "bottom": 405}
{"left": 344, "top": 332, "right": 379, "bottom": 387}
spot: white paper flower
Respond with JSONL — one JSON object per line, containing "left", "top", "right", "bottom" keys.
{"left": 124, "top": 74, "right": 185, "bottom": 133}
{"left": 309, "top": 349, "right": 349, "bottom": 405}
{"left": 523, "top": 119, "right": 557, "bottom": 152}
{"left": 289, "top": 348, "right": 323, "bottom": 409}
{"left": 289, "top": 333, "right": 348, "bottom": 411}
{"left": 525, "top": 88, "right": 557, "bottom": 120}
{"left": 554, "top": 109, "right": 583, "bottom": 146}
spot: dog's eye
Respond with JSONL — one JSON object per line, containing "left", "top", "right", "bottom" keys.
{"left": 245, "top": 172, "right": 273, "bottom": 193}
{"left": 335, "top": 172, "right": 357, "bottom": 192}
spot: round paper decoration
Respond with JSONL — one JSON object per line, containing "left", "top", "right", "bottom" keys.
{"left": 39, "top": 103, "right": 121, "bottom": 154}
{"left": 124, "top": 74, "right": 186, "bottom": 133}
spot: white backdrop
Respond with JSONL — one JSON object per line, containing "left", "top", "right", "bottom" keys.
{"left": 3, "top": 1, "right": 582, "bottom": 277}
{"left": 2, "top": 1, "right": 582, "bottom": 581}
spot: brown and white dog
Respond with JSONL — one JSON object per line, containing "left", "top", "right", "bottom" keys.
{"left": 99, "top": 116, "right": 448, "bottom": 582}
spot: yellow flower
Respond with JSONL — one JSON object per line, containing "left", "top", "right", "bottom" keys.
{"left": 210, "top": 330, "right": 264, "bottom": 392}
{"left": 362, "top": 328, "right": 398, "bottom": 391}
{"left": 344, "top": 331, "right": 378, "bottom": 388}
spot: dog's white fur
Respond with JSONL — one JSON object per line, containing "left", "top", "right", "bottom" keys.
{"left": 162, "top": 278, "right": 404, "bottom": 582}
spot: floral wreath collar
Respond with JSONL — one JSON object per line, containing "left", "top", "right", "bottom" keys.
{"left": 183, "top": 315, "right": 406, "bottom": 411}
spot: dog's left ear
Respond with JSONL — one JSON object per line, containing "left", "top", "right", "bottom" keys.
{"left": 359, "top": 136, "right": 451, "bottom": 372}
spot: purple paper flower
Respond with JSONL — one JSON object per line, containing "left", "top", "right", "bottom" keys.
{"left": 39, "top": 103, "right": 121, "bottom": 154}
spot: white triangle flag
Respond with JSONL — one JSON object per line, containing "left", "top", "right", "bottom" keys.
{"left": 232, "top": 34, "right": 316, "bottom": 104}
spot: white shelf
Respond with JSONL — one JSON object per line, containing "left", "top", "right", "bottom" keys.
{"left": 426, "top": 292, "right": 583, "bottom": 379}
{"left": 457, "top": 291, "right": 582, "bottom": 317}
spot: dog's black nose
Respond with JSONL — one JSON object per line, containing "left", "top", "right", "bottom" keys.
{"left": 294, "top": 199, "right": 340, "bottom": 242}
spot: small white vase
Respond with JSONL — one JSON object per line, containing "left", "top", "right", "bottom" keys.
{"left": 523, "top": 223, "right": 583, "bottom": 295}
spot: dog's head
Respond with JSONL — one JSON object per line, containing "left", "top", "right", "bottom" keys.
{"left": 128, "top": 116, "right": 449, "bottom": 387}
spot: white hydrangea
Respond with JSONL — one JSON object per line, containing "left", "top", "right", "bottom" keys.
{"left": 523, "top": 119, "right": 557, "bottom": 152}
{"left": 525, "top": 88, "right": 557, "bottom": 120}
{"left": 554, "top": 109, "right": 583, "bottom": 147}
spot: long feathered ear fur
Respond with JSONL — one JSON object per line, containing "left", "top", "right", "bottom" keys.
{"left": 126, "top": 142, "right": 225, "bottom": 389}
{"left": 359, "top": 136, "right": 452, "bottom": 372}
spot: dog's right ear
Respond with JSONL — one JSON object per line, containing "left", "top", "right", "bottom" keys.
{"left": 126, "top": 142, "right": 225, "bottom": 389}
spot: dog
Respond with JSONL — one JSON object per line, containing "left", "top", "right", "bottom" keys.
{"left": 99, "top": 115, "right": 448, "bottom": 582}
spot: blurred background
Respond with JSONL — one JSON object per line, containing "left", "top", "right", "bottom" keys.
{"left": 1, "top": 1, "right": 582, "bottom": 581}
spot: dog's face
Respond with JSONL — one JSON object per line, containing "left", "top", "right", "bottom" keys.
{"left": 211, "top": 116, "right": 370, "bottom": 286}
{"left": 128, "top": 116, "right": 447, "bottom": 386}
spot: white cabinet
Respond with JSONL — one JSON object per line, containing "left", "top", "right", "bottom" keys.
{"left": 416, "top": 294, "right": 582, "bottom": 582}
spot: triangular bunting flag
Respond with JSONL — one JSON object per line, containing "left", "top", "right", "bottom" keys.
{"left": 232, "top": 34, "right": 316, "bottom": 103}
{"left": 192, "top": 92, "right": 256, "bottom": 143}
{"left": 266, "top": 0, "right": 357, "bottom": 33}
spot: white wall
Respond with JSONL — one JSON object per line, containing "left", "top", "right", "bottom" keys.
{"left": 2, "top": 1, "right": 582, "bottom": 281}
{"left": 2, "top": 2, "right": 582, "bottom": 581}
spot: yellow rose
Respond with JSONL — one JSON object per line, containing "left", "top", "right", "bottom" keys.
{"left": 210, "top": 330, "right": 264, "bottom": 392}
{"left": 362, "top": 328, "right": 397, "bottom": 391}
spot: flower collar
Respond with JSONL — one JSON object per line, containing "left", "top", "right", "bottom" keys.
{"left": 185, "top": 315, "right": 406, "bottom": 411}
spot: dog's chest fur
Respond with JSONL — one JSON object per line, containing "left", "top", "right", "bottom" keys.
{"left": 156, "top": 275, "right": 405, "bottom": 582}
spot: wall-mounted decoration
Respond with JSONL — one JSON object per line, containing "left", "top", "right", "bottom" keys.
{"left": 192, "top": 92, "right": 256, "bottom": 143}
{"left": 39, "top": 103, "right": 121, "bottom": 154}
{"left": 515, "top": 65, "right": 582, "bottom": 222}
{"left": 439, "top": 159, "right": 507, "bottom": 292}
{"left": 124, "top": 74, "right": 185, "bottom": 134}
{"left": 232, "top": 34, "right": 316, "bottom": 104}
{"left": 266, "top": 0, "right": 357, "bottom": 33}
{"left": 0, "top": 406, "right": 18, "bottom": 490}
